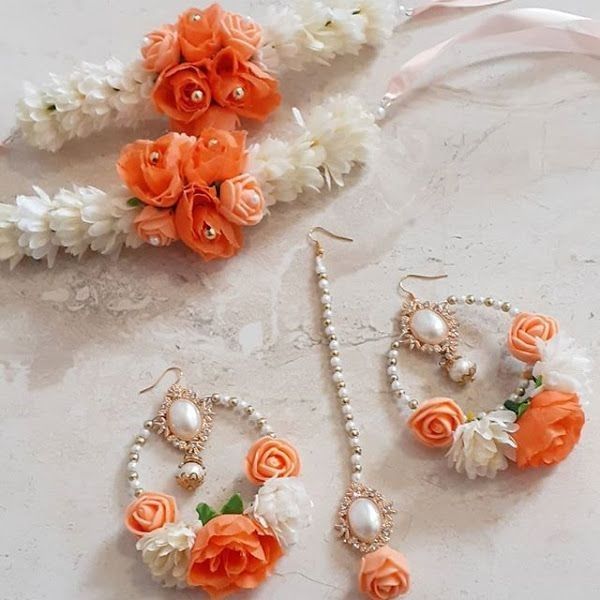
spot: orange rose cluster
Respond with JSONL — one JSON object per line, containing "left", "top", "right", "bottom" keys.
{"left": 141, "top": 4, "right": 281, "bottom": 135}
{"left": 117, "top": 130, "right": 265, "bottom": 261}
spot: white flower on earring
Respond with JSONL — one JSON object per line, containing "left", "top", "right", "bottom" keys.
{"left": 249, "top": 477, "right": 313, "bottom": 549}
{"left": 531, "top": 334, "right": 591, "bottom": 398}
{"left": 136, "top": 522, "right": 197, "bottom": 588}
{"left": 447, "top": 410, "right": 518, "bottom": 480}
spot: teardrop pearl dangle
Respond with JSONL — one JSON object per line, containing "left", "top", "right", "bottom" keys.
{"left": 397, "top": 274, "right": 477, "bottom": 384}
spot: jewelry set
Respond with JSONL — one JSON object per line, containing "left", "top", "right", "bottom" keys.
{"left": 2, "top": 2, "right": 596, "bottom": 598}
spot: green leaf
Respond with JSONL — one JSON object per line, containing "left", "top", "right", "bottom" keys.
{"left": 517, "top": 401, "right": 531, "bottom": 419}
{"left": 127, "top": 197, "right": 142, "bottom": 207}
{"left": 534, "top": 375, "right": 543, "bottom": 388}
{"left": 196, "top": 503, "right": 218, "bottom": 525}
{"left": 221, "top": 493, "right": 244, "bottom": 515}
{"left": 504, "top": 400, "right": 521, "bottom": 414}
{"left": 504, "top": 399, "right": 531, "bottom": 420}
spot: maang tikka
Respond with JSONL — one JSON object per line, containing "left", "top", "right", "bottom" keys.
{"left": 309, "top": 228, "right": 410, "bottom": 600}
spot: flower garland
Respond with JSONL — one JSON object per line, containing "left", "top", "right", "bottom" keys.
{"left": 0, "top": 95, "right": 377, "bottom": 268}
{"left": 12, "top": 0, "right": 399, "bottom": 152}
{"left": 389, "top": 306, "right": 590, "bottom": 480}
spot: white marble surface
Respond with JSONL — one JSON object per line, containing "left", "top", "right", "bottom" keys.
{"left": 1, "top": 1, "right": 600, "bottom": 599}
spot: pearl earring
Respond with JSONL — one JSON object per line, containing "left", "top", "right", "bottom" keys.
{"left": 395, "top": 274, "right": 477, "bottom": 384}
{"left": 125, "top": 367, "right": 311, "bottom": 594}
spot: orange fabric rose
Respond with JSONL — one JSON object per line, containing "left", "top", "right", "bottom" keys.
{"left": 124, "top": 492, "right": 178, "bottom": 537}
{"left": 142, "top": 25, "right": 181, "bottom": 73}
{"left": 210, "top": 48, "right": 281, "bottom": 121}
{"left": 117, "top": 132, "right": 193, "bottom": 207}
{"left": 178, "top": 4, "right": 223, "bottom": 62}
{"left": 220, "top": 12, "right": 262, "bottom": 61}
{"left": 175, "top": 183, "right": 243, "bottom": 261}
{"left": 187, "top": 514, "right": 283, "bottom": 599}
{"left": 359, "top": 546, "right": 410, "bottom": 600}
{"left": 152, "top": 62, "right": 212, "bottom": 124}
{"left": 183, "top": 129, "right": 247, "bottom": 185}
{"left": 407, "top": 397, "right": 465, "bottom": 448}
{"left": 514, "top": 390, "right": 585, "bottom": 468}
{"left": 508, "top": 312, "right": 559, "bottom": 364}
{"left": 171, "top": 105, "right": 241, "bottom": 135}
{"left": 245, "top": 436, "right": 301, "bottom": 484}
{"left": 135, "top": 206, "right": 178, "bottom": 247}
{"left": 219, "top": 174, "right": 265, "bottom": 226}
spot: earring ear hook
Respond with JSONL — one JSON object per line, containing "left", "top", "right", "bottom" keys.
{"left": 398, "top": 273, "right": 448, "bottom": 300}
{"left": 308, "top": 226, "right": 354, "bottom": 254}
{"left": 139, "top": 366, "right": 183, "bottom": 394}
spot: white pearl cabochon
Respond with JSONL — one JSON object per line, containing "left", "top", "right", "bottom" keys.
{"left": 348, "top": 498, "right": 383, "bottom": 543}
{"left": 409, "top": 309, "right": 449, "bottom": 345}
{"left": 167, "top": 399, "right": 202, "bottom": 441}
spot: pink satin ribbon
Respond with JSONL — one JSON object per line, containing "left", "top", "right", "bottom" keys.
{"left": 411, "top": 0, "right": 510, "bottom": 18}
{"left": 385, "top": 8, "right": 600, "bottom": 105}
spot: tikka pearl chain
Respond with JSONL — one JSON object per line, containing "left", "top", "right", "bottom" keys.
{"left": 314, "top": 250, "right": 363, "bottom": 484}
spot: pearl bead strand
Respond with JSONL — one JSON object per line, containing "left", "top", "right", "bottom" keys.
{"left": 314, "top": 253, "right": 363, "bottom": 484}
{"left": 210, "top": 394, "right": 277, "bottom": 439}
{"left": 126, "top": 420, "right": 152, "bottom": 498}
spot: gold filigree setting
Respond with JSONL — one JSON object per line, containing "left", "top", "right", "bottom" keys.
{"left": 150, "top": 385, "right": 215, "bottom": 490}
{"left": 398, "top": 298, "right": 459, "bottom": 357}
{"left": 335, "top": 482, "right": 396, "bottom": 554}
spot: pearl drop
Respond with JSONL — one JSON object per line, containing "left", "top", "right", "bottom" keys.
{"left": 130, "top": 444, "right": 141, "bottom": 453}
{"left": 179, "top": 462, "right": 205, "bottom": 479}
{"left": 232, "top": 86, "right": 245, "bottom": 100}
{"left": 351, "top": 472, "right": 362, "bottom": 483}
{"left": 448, "top": 358, "right": 476, "bottom": 383}
{"left": 148, "top": 236, "right": 161, "bottom": 247}
{"left": 127, "top": 461, "right": 138, "bottom": 472}
{"left": 348, "top": 498, "right": 382, "bottom": 543}
{"left": 149, "top": 151, "right": 160, "bottom": 164}
{"left": 325, "top": 325, "right": 335, "bottom": 336}
{"left": 410, "top": 309, "right": 449, "bottom": 345}
{"left": 139, "top": 428, "right": 151, "bottom": 439}
{"left": 321, "top": 294, "right": 332, "bottom": 304}
{"left": 330, "top": 356, "right": 341, "bottom": 368}
{"left": 318, "top": 279, "right": 329, "bottom": 290}
{"left": 191, "top": 13, "right": 202, "bottom": 22}
{"left": 329, "top": 340, "right": 339, "bottom": 351}
{"left": 167, "top": 399, "right": 202, "bottom": 441}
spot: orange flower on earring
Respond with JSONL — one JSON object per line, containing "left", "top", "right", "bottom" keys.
{"left": 508, "top": 312, "right": 559, "bottom": 364}
{"left": 124, "top": 492, "right": 178, "bottom": 537}
{"left": 359, "top": 546, "right": 410, "bottom": 600}
{"left": 513, "top": 390, "right": 585, "bottom": 468}
{"left": 245, "top": 437, "right": 301, "bottom": 484}
{"left": 187, "top": 514, "right": 283, "bottom": 598}
{"left": 408, "top": 397, "right": 465, "bottom": 448}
